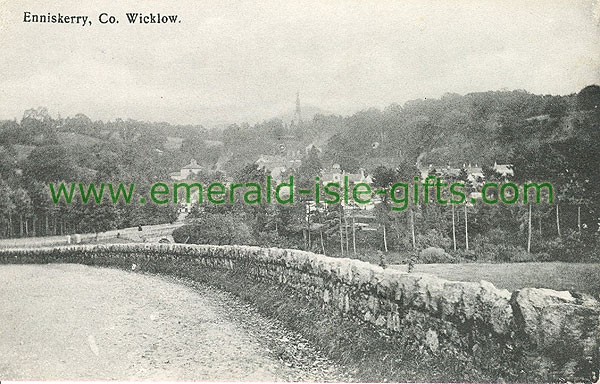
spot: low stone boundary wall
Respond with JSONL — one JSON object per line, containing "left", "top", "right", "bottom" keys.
{"left": 1, "top": 243, "right": 598, "bottom": 381}
{"left": 0, "top": 223, "right": 183, "bottom": 249}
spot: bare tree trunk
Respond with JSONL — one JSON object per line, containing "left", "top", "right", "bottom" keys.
{"left": 464, "top": 204, "right": 469, "bottom": 251}
{"left": 410, "top": 208, "right": 416, "bottom": 249}
{"left": 451, "top": 204, "right": 457, "bottom": 251}
{"left": 19, "top": 215, "right": 23, "bottom": 237}
{"left": 303, "top": 229, "right": 307, "bottom": 249}
{"left": 318, "top": 214, "right": 325, "bottom": 255}
{"left": 45, "top": 214, "right": 49, "bottom": 236}
{"left": 527, "top": 203, "right": 532, "bottom": 253}
{"left": 25, "top": 218, "right": 29, "bottom": 237}
{"left": 338, "top": 212, "right": 344, "bottom": 256}
{"left": 352, "top": 215, "right": 356, "bottom": 255}
{"left": 307, "top": 206, "right": 311, "bottom": 250}
{"left": 556, "top": 204, "right": 561, "bottom": 238}
{"left": 394, "top": 216, "right": 401, "bottom": 245}
{"left": 344, "top": 214, "right": 349, "bottom": 254}
{"left": 8, "top": 214, "right": 12, "bottom": 237}
{"left": 319, "top": 230, "right": 325, "bottom": 255}
{"left": 577, "top": 206, "right": 581, "bottom": 233}
{"left": 383, "top": 223, "right": 388, "bottom": 252}
{"left": 538, "top": 215, "right": 542, "bottom": 237}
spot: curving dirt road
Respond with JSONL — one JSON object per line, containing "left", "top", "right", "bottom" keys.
{"left": 0, "top": 264, "right": 348, "bottom": 381}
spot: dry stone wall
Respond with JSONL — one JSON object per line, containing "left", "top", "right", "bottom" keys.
{"left": 1, "top": 243, "right": 598, "bottom": 381}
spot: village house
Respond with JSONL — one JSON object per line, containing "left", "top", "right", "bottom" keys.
{"left": 170, "top": 159, "right": 203, "bottom": 181}
{"left": 493, "top": 161, "right": 514, "bottom": 178}
{"left": 305, "top": 143, "right": 322, "bottom": 155}
{"left": 320, "top": 164, "right": 376, "bottom": 213}
{"left": 320, "top": 164, "right": 373, "bottom": 185}
{"left": 255, "top": 154, "right": 302, "bottom": 182}
{"left": 418, "top": 162, "right": 513, "bottom": 184}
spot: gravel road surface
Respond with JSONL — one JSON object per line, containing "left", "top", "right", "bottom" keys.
{"left": 0, "top": 264, "right": 348, "bottom": 381}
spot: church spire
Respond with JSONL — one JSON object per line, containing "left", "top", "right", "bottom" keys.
{"left": 294, "top": 91, "right": 302, "bottom": 125}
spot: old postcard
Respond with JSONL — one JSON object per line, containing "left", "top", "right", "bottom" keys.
{"left": 1, "top": 0, "right": 599, "bottom": 382}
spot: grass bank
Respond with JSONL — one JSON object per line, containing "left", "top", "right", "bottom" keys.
{"left": 166, "top": 264, "right": 527, "bottom": 383}
{"left": 389, "top": 262, "right": 600, "bottom": 297}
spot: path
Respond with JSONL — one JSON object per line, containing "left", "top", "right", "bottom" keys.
{"left": 0, "top": 264, "right": 348, "bottom": 381}
{"left": 0, "top": 222, "right": 183, "bottom": 249}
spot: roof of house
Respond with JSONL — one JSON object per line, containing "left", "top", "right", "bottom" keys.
{"left": 420, "top": 166, "right": 462, "bottom": 178}
{"left": 256, "top": 155, "right": 301, "bottom": 171}
{"left": 256, "top": 155, "right": 284, "bottom": 163}
{"left": 182, "top": 159, "right": 202, "bottom": 169}
{"left": 493, "top": 163, "right": 514, "bottom": 174}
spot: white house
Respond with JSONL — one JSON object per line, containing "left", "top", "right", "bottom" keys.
{"left": 171, "top": 159, "right": 203, "bottom": 181}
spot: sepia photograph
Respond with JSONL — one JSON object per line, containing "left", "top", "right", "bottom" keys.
{"left": 1, "top": 0, "right": 600, "bottom": 382}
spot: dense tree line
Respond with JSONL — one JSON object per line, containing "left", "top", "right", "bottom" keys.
{"left": 0, "top": 108, "right": 185, "bottom": 237}
{"left": 178, "top": 85, "right": 600, "bottom": 263}
{"left": 2, "top": 85, "right": 599, "bottom": 263}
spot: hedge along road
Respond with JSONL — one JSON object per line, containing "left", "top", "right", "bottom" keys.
{"left": 0, "top": 264, "right": 348, "bottom": 381}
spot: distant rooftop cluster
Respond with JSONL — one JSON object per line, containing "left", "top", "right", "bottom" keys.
{"left": 419, "top": 162, "right": 514, "bottom": 185}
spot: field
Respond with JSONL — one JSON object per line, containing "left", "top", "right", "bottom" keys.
{"left": 390, "top": 262, "right": 600, "bottom": 297}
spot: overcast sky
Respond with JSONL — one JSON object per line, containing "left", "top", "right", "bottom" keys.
{"left": 1, "top": 0, "right": 599, "bottom": 125}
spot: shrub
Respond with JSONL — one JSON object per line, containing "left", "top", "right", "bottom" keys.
{"left": 415, "top": 229, "right": 452, "bottom": 250}
{"left": 255, "top": 231, "right": 297, "bottom": 249}
{"left": 173, "top": 212, "right": 255, "bottom": 246}
{"left": 419, "top": 246, "right": 457, "bottom": 263}
{"left": 481, "top": 243, "right": 516, "bottom": 262}
{"left": 450, "top": 248, "right": 478, "bottom": 261}
{"left": 535, "top": 230, "right": 596, "bottom": 262}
